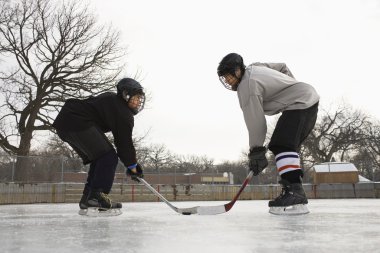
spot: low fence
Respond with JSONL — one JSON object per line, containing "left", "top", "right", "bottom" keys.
{"left": 1, "top": 154, "right": 380, "bottom": 205}
{"left": 1, "top": 182, "right": 379, "bottom": 205}
{"left": 0, "top": 155, "right": 234, "bottom": 185}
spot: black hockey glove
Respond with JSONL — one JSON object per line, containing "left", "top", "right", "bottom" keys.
{"left": 126, "top": 163, "right": 144, "bottom": 182}
{"left": 248, "top": 146, "right": 268, "bottom": 176}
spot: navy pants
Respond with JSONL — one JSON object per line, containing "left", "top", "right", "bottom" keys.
{"left": 86, "top": 150, "right": 118, "bottom": 194}
{"left": 57, "top": 126, "right": 118, "bottom": 193}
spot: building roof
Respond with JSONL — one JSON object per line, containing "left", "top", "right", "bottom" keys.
{"left": 313, "top": 162, "right": 358, "bottom": 173}
{"left": 359, "top": 175, "right": 372, "bottom": 182}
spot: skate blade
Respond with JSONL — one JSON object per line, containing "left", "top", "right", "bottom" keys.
{"left": 78, "top": 207, "right": 122, "bottom": 217}
{"left": 269, "top": 204, "right": 309, "bottom": 215}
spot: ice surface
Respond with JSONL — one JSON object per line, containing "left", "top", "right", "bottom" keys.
{"left": 1, "top": 199, "right": 380, "bottom": 253}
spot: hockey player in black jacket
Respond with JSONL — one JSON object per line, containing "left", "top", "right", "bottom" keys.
{"left": 53, "top": 78, "right": 145, "bottom": 211}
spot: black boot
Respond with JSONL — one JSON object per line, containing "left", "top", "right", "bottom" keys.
{"left": 87, "top": 189, "right": 122, "bottom": 209}
{"left": 79, "top": 185, "right": 90, "bottom": 210}
{"left": 269, "top": 179, "right": 308, "bottom": 207}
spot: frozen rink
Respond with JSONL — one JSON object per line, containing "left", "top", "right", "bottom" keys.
{"left": 1, "top": 199, "right": 380, "bottom": 253}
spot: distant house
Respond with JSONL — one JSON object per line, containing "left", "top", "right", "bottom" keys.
{"left": 312, "top": 162, "right": 359, "bottom": 184}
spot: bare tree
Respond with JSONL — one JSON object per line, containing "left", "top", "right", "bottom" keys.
{"left": 364, "top": 122, "right": 380, "bottom": 169}
{"left": 0, "top": 1, "right": 8, "bottom": 26}
{"left": 146, "top": 144, "right": 174, "bottom": 172}
{"left": 199, "top": 156, "right": 214, "bottom": 173}
{"left": 131, "top": 130, "right": 152, "bottom": 166}
{"left": 352, "top": 148, "right": 377, "bottom": 181}
{"left": 353, "top": 120, "right": 380, "bottom": 181}
{"left": 241, "top": 103, "right": 376, "bottom": 183}
{"left": 0, "top": 0, "right": 126, "bottom": 180}
{"left": 36, "top": 134, "right": 78, "bottom": 158}
{"left": 173, "top": 154, "right": 215, "bottom": 174}
{"left": 302, "top": 104, "right": 368, "bottom": 164}
{"left": 215, "top": 160, "right": 246, "bottom": 184}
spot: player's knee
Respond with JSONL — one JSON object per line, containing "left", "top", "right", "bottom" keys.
{"left": 104, "top": 150, "right": 119, "bottom": 167}
{"left": 95, "top": 149, "right": 119, "bottom": 169}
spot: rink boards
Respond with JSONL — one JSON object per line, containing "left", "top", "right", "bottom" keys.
{"left": 1, "top": 182, "right": 380, "bottom": 204}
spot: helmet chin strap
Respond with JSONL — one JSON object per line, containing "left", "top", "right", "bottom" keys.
{"left": 231, "top": 68, "right": 244, "bottom": 91}
{"left": 122, "top": 90, "right": 131, "bottom": 102}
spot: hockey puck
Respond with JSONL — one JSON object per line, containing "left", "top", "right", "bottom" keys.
{"left": 182, "top": 212, "right": 192, "bottom": 215}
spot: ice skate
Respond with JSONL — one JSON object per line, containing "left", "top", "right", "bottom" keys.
{"left": 79, "top": 189, "right": 122, "bottom": 217}
{"left": 269, "top": 179, "right": 309, "bottom": 215}
{"left": 79, "top": 186, "right": 90, "bottom": 210}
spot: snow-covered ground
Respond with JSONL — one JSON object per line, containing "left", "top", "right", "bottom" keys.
{"left": 1, "top": 199, "right": 379, "bottom": 253}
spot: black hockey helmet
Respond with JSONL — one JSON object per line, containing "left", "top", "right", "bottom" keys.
{"left": 117, "top": 78, "right": 143, "bottom": 95}
{"left": 217, "top": 53, "right": 245, "bottom": 90}
{"left": 116, "top": 78, "right": 145, "bottom": 114}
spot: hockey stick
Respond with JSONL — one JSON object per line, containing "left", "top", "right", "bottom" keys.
{"left": 137, "top": 170, "right": 254, "bottom": 215}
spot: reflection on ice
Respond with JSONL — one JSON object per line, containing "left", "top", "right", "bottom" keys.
{"left": 0, "top": 199, "right": 380, "bottom": 253}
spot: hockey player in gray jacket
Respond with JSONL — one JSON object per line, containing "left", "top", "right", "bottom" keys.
{"left": 217, "top": 53, "right": 319, "bottom": 214}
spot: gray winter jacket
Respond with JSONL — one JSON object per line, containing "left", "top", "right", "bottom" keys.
{"left": 237, "top": 63, "right": 320, "bottom": 149}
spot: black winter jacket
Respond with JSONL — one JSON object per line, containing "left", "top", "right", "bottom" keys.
{"left": 53, "top": 92, "right": 137, "bottom": 166}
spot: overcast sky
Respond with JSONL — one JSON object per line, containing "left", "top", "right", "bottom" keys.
{"left": 90, "top": 0, "right": 380, "bottom": 163}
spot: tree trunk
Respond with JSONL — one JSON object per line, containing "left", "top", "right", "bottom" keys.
{"left": 13, "top": 127, "right": 34, "bottom": 182}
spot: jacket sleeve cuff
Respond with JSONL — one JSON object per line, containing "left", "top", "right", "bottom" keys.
{"left": 127, "top": 163, "right": 137, "bottom": 169}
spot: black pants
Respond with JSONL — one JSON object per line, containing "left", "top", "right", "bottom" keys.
{"left": 268, "top": 102, "right": 318, "bottom": 155}
{"left": 57, "top": 126, "right": 118, "bottom": 193}
{"left": 268, "top": 103, "right": 318, "bottom": 182}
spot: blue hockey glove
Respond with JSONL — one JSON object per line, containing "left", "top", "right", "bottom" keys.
{"left": 126, "top": 163, "right": 144, "bottom": 182}
{"left": 248, "top": 146, "right": 268, "bottom": 176}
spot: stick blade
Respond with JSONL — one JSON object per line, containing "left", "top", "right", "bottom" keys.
{"left": 197, "top": 205, "right": 226, "bottom": 215}
{"left": 178, "top": 204, "right": 229, "bottom": 215}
